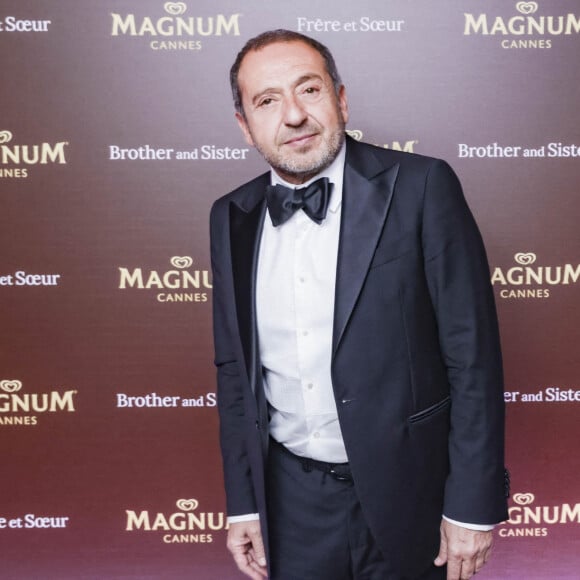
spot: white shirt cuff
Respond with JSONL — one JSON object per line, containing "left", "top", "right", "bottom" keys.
{"left": 227, "top": 513, "right": 260, "bottom": 524}
{"left": 443, "top": 515, "right": 495, "bottom": 531}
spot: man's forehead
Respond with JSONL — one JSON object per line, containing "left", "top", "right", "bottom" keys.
{"left": 239, "top": 40, "right": 326, "bottom": 78}
{"left": 237, "top": 41, "right": 329, "bottom": 103}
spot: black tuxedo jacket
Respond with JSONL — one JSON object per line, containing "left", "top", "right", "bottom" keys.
{"left": 210, "top": 137, "right": 508, "bottom": 578}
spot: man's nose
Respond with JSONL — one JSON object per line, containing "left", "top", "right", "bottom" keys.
{"left": 283, "top": 95, "right": 307, "bottom": 126}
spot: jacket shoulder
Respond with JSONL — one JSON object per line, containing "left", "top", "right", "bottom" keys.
{"left": 351, "top": 138, "right": 449, "bottom": 174}
{"left": 211, "top": 171, "right": 270, "bottom": 214}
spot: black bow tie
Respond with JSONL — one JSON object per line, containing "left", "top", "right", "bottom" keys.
{"left": 265, "top": 177, "right": 333, "bottom": 227}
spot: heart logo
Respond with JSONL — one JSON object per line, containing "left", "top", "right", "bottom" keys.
{"left": 171, "top": 256, "right": 193, "bottom": 269}
{"left": 346, "top": 129, "right": 363, "bottom": 142}
{"left": 514, "top": 252, "right": 537, "bottom": 265}
{"left": 164, "top": 2, "right": 187, "bottom": 16}
{"left": 176, "top": 499, "right": 199, "bottom": 511}
{"left": 0, "top": 380, "right": 23, "bottom": 393}
{"left": 516, "top": 2, "right": 538, "bottom": 15}
{"left": 0, "top": 130, "right": 13, "bottom": 144}
{"left": 513, "top": 493, "right": 535, "bottom": 506}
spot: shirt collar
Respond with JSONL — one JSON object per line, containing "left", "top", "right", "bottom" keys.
{"left": 270, "top": 139, "right": 346, "bottom": 214}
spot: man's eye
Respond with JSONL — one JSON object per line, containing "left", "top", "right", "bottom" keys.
{"left": 304, "top": 87, "right": 319, "bottom": 94}
{"left": 258, "top": 98, "right": 273, "bottom": 107}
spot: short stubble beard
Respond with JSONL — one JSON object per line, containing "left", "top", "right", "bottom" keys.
{"left": 254, "top": 120, "right": 346, "bottom": 184}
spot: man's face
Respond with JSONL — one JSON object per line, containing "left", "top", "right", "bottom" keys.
{"left": 235, "top": 41, "right": 349, "bottom": 184}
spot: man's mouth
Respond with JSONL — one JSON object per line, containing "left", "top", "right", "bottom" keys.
{"left": 283, "top": 133, "right": 319, "bottom": 147}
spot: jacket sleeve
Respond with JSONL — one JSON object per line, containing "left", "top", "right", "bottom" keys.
{"left": 210, "top": 199, "right": 258, "bottom": 517}
{"left": 421, "top": 160, "right": 508, "bottom": 525}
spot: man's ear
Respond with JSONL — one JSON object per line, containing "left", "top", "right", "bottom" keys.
{"left": 338, "top": 85, "right": 349, "bottom": 125}
{"left": 235, "top": 111, "right": 255, "bottom": 147}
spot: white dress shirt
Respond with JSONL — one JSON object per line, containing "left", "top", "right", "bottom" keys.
{"left": 256, "top": 143, "right": 347, "bottom": 464}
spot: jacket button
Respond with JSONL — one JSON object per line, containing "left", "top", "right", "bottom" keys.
{"left": 255, "top": 420, "right": 260, "bottom": 429}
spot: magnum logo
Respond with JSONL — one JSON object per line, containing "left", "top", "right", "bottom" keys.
{"left": 464, "top": 1, "right": 580, "bottom": 49}
{"left": 110, "top": 2, "right": 241, "bottom": 51}
{"left": 0, "top": 130, "right": 69, "bottom": 179}
{"left": 0, "top": 380, "right": 77, "bottom": 426}
{"left": 125, "top": 498, "right": 227, "bottom": 544}
{"left": 492, "top": 252, "right": 580, "bottom": 299}
{"left": 346, "top": 130, "right": 418, "bottom": 154}
{"left": 118, "top": 256, "right": 211, "bottom": 303}
{"left": 499, "top": 491, "right": 580, "bottom": 537}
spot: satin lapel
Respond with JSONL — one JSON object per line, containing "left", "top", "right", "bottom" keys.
{"left": 229, "top": 179, "right": 268, "bottom": 393}
{"left": 332, "top": 153, "right": 400, "bottom": 354}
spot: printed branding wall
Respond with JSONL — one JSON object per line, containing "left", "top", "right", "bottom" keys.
{"left": 1, "top": 1, "right": 578, "bottom": 578}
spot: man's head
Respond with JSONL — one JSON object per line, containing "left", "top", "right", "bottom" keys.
{"left": 230, "top": 30, "right": 349, "bottom": 184}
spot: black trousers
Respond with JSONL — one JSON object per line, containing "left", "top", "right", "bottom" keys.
{"left": 266, "top": 439, "right": 446, "bottom": 580}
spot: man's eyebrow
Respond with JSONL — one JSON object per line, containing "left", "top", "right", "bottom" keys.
{"left": 293, "top": 73, "right": 324, "bottom": 87}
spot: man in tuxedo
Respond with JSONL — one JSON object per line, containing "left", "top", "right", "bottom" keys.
{"left": 210, "top": 29, "right": 508, "bottom": 580}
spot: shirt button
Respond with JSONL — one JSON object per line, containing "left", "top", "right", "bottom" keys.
{"left": 302, "top": 330, "right": 309, "bottom": 337}
{"left": 307, "top": 383, "right": 314, "bottom": 390}
{"left": 299, "top": 276, "right": 305, "bottom": 283}
{"left": 313, "top": 432, "right": 320, "bottom": 439}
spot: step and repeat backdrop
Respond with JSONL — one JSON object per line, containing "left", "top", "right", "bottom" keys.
{"left": 1, "top": 0, "right": 579, "bottom": 578}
